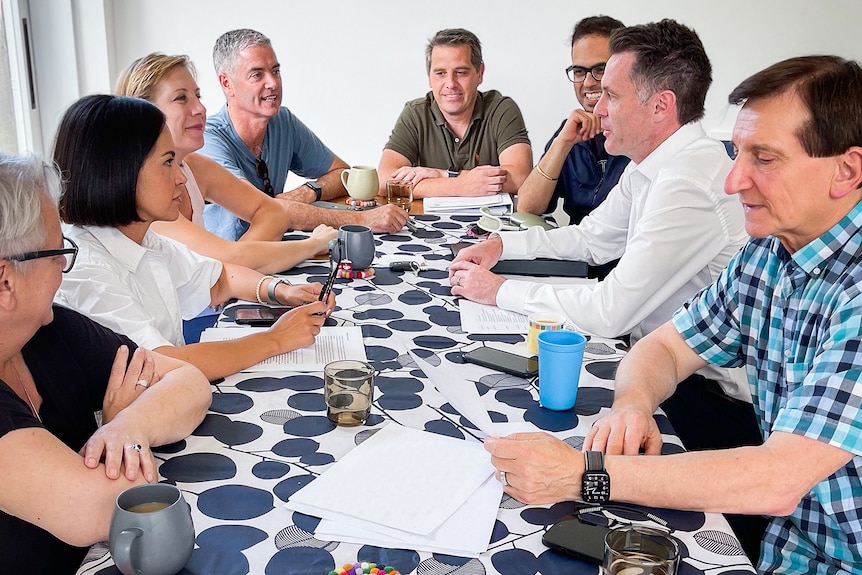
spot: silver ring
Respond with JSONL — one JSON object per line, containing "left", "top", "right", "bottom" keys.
{"left": 125, "top": 443, "right": 142, "bottom": 452}
{"left": 136, "top": 379, "right": 149, "bottom": 388}
{"left": 500, "top": 470, "right": 508, "bottom": 487}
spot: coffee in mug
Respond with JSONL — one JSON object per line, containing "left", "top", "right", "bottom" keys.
{"left": 109, "top": 483, "right": 195, "bottom": 575}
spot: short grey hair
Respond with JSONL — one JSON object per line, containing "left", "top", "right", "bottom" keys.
{"left": 0, "top": 153, "right": 61, "bottom": 267}
{"left": 213, "top": 28, "right": 272, "bottom": 76}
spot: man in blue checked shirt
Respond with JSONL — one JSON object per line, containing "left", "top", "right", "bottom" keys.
{"left": 484, "top": 55, "right": 862, "bottom": 574}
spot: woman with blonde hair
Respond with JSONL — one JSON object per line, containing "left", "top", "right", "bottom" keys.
{"left": 115, "top": 53, "right": 335, "bottom": 275}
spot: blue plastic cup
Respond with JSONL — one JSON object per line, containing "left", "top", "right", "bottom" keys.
{"left": 537, "top": 330, "right": 586, "bottom": 410}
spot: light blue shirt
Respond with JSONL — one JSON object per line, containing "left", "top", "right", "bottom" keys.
{"left": 200, "top": 105, "right": 335, "bottom": 240}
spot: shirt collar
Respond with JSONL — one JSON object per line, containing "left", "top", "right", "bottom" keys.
{"left": 790, "top": 200, "right": 862, "bottom": 273}
{"left": 632, "top": 122, "right": 706, "bottom": 182}
{"left": 429, "top": 90, "right": 486, "bottom": 128}
{"left": 84, "top": 225, "right": 150, "bottom": 272}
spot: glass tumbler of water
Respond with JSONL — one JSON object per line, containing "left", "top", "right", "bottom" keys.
{"left": 324, "top": 360, "right": 375, "bottom": 426}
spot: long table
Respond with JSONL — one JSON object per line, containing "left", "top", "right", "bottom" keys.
{"left": 78, "top": 215, "right": 754, "bottom": 575}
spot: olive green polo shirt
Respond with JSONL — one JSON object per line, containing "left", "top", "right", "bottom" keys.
{"left": 383, "top": 90, "right": 530, "bottom": 170}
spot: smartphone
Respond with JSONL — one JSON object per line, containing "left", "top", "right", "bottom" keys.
{"left": 235, "top": 307, "right": 292, "bottom": 326}
{"left": 542, "top": 516, "right": 610, "bottom": 565}
{"left": 461, "top": 347, "right": 538, "bottom": 378}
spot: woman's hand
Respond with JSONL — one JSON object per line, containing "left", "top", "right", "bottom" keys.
{"left": 268, "top": 301, "right": 329, "bottom": 351}
{"left": 81, "top": 412, "right": 156, "bottom": 483}
{"left": 101, "top": 346, "right": 160, "bottom": 424}
{"left": 310, "top": 224, "right": 338, "bottom": 254}
{"left": 276, "top": 282, "right": 335, "bottom": 312}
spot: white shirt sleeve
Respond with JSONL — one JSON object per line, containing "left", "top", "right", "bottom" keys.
{"left": 496, "top": 170, "right": 738, "bottom": 339}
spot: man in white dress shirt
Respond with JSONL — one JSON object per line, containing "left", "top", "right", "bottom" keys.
{"left": 451, "top": 19, "right": 756, "bottom": 451}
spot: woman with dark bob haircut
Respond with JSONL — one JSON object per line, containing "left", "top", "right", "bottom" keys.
{"left": 54, "top": 95, "right": 335, "bottom": 381}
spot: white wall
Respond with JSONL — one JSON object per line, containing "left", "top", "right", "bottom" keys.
{"left": 28, "top": 0, "right": 862, "bottom": 164}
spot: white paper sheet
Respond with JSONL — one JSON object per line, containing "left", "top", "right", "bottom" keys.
{"left": 423, "top": 193, "right": 513, "bottom": 215}
{"left": 285, "top": 424, "right": 495, "bottom": 536}
{"left": 198, "top": 326, "right": 367, "bottom": 371}
{"left": 312, "top": 474, "right": 502, "bottom": 557}
{"left": 459, "top": 300, "right": 528, "bottom": 334}
{"left": 409, "top": 352, "right": 537, "bottom": 437}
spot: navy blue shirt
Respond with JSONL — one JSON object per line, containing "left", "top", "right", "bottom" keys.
{"left": 545, "top": 121, "right": 629, "bottom": 224}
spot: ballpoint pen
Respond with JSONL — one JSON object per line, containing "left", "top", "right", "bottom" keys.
{"left": 405, "top": 218, "right": 418, "bottom": 233}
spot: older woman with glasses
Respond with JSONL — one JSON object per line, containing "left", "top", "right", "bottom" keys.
{"left": 0, "top": 153, "right": 211, "bottom": 573}
{"left": 114, "top": 53, "right": 336, "bottom": 275}
{"left": 53, "top": 94, "right": 335, "bottom": 382}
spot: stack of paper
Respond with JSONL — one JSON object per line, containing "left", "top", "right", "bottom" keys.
{"left": 285, "top": 424, "right": 501, "bottom": 556}
{"left": 198, "top": 326, "right": 366, "bottom": 371}
{"left": 423, "top": 193, "right": 513, "bottom": 215}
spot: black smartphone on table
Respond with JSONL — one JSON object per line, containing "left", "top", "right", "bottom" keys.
{"left": 542, "top": 516, "right": 609, "bottom": 565}
{"left": 235, "top": 307, "right": 292, "bottom": 327}
{"left": 461, "top": 347, "right": 538, "bottom": 378}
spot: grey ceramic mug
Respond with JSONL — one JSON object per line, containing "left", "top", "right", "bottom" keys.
{"left": 330, "top": 224, "right": 375, "bottom": 270}
{"left": 109, "top": 483, "right": 195, "bottom": 575}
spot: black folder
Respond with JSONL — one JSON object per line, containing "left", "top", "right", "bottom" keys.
{"left": 491, "top": 259, "right": 588, "bottom": 278}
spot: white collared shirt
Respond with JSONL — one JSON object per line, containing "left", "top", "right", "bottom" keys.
{"left": 55, "top": 225, "right": 222, "bottom": 349}
{"left": 498, "top": 123, "right": 749, "bottom": 400}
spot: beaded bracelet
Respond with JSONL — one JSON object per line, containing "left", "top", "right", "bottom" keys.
{"left": 266, "top": 277, "right": 285, "bottom": 305}
{"left": 255, "top": 275, "right": 269, "bottom": 305}
{"left": 345, "top": 198, "right": 378, "bottom": 208}
{"left": 329, "top": 562, "right": 400, "bottom": 575}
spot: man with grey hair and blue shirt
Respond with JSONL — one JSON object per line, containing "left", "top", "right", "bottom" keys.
{"left": 202, "top": 28, "right": 408, "bottom": 240}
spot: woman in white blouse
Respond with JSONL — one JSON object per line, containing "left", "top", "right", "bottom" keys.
{"left": 54, "top": 94, "right": 335, "bottom": 381}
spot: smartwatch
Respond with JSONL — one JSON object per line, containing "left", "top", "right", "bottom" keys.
{"left": 581, "top": 451, "right": 611, "bottom": 504}
{"left": 304, "top": 181, "right": 323, "bottom": 202}
{"left": 447, "top": 166, "right": 460, "bottom": 178}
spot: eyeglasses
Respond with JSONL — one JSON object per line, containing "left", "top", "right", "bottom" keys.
{"left": 255, "top": 157, "right": 275, "bottom": 197}
{"left": 7, "top": 235, "right": 78, "bottom": 273}
{"left": 566, "top": 64, "right": 606, "bottom": 84}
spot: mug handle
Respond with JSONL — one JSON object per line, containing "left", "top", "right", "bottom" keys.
{"left": 113, "top": 527, "right": 143, "bottom": 575}
{"left": 340, "top": 169, "right": 350, "bottom": 190}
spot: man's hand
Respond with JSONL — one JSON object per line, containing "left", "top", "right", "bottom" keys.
{"left": 358, "top": 203, "right": 409, "bottom": 233}
{"left": 390, "top": 166, "right": 446, "bottom": 187}
{"left": 455, "top": 166, "right": 509, "bottom": 196}
{"left": 449, "top": 261, "right": 505, "bottom": 304}
{"left": 484, "top": 432, "right": 582, "bottom": 505}
{"left": 584, "top": 404, "right": 663, "bottom": 456}
{"left": 559, "top": 109, "right": 602, "bottom": 144}
{"left": 451, "top": 236, "right": 503, "bottom": 269}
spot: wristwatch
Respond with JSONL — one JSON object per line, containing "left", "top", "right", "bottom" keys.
{"left": 581, "top": 451, "right": 611, "bottom": 504}
{"left": 447, "top": 166, "right": 460, "bottom": 178}
{"left": 304, "top": 181, "right": 323, "bottom": 202}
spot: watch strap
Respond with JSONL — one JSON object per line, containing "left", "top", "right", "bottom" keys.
{"left": 305, "top": 181, "right": 323, "bottom": 202}
{"left": 585, "top": 450, "right": 605, "bottom": 472}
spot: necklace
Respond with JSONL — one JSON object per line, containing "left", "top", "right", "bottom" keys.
{"left": 11, "top": 360, "right": 42, "bottom": 424}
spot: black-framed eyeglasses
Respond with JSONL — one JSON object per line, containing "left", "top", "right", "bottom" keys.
{"left": 566, "top": 64, "right": 606, "bottom": 84}
{"left": 7, "top": 235, "right": 78, "bottom": 273}
{"left": 255, "top": 157, "right": 275, "bottom": 197}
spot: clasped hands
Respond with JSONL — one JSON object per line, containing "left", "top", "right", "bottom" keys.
{"left": 390, "top": 165, "right": 509, "bottom": 196}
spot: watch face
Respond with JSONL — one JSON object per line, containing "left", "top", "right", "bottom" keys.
{"left": 582, "top": 471, "right": 610, "bottom": 503}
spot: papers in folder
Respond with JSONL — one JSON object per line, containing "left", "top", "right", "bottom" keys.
{"left": 198, "top": 326, "right": 366, "bottom": 371}
{"left": 423, "top": 192, "right": 513, "bottom": 215}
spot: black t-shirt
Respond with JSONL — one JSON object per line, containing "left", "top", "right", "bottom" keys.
{"left": 0, "top": 305, "right": 136, "bottom": 574}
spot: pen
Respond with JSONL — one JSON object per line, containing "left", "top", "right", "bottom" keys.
{"left": 405, "top": 218, "right": 418, "bottom": 233}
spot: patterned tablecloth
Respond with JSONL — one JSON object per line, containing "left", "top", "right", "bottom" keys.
{"left": 79, "top": 215, "right": 754, "bottom": 575}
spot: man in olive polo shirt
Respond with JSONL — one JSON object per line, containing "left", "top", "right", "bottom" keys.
{"left": 377, "top": 28, "right": 532, "bottom": 198}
